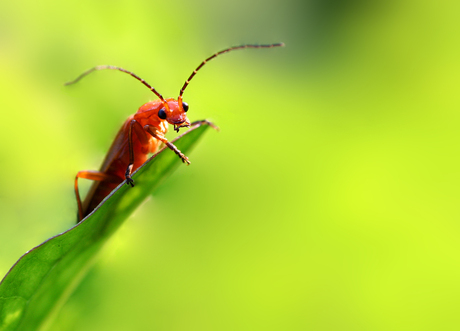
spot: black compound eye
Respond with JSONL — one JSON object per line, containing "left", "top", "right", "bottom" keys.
{"left": 182, "top": 101, "right": 189, "bottom": 112}
{"left": 158, "top": 108, "right": 167, "bottom": 119}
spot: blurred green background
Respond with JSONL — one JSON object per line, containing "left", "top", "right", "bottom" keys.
{"left": 1, "top": 0, "right": 460, "bottom": 330}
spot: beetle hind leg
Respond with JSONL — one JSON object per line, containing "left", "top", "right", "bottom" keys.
{"left": 75, "top": 170, "right": 119, "bottom": 222}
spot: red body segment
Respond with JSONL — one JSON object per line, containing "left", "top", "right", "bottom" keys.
{"left": 77, "top": 99, "right": 190, "bottom": 219}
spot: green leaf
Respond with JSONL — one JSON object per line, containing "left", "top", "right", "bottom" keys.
{"left": 0, "top": 123, "right": 213, "bottom": 331}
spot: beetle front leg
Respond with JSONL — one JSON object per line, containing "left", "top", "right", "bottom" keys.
{"left": 190, "top": 119, "right": 220, "bottom": 131}
{"left": 164, "top": 140, "right": 190, "bottom": 164}
{"left": 144, "top": 125, "right": 190, "bottom": 165}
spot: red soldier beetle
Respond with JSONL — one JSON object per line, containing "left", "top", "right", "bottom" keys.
{"left": 67, "top": 43, "right": 284, "bottom": 222}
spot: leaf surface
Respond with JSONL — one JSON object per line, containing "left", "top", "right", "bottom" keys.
{"left": 0, "top": 123, "right": 212, "bottom": 331}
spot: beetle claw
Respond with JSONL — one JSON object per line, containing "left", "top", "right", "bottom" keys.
{"left": 126, "top": 177, "right": 135, "bottom": 187}
{"left": 179, "top": 153, "right": 190, "bottom": 164}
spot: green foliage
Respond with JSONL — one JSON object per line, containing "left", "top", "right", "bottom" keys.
{"left": 0, "top": 124, "right": 211, "bottom": 331}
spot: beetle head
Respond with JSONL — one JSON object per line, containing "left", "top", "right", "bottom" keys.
{"left": 157, "top": 98, "right": 190, "bottom": 132}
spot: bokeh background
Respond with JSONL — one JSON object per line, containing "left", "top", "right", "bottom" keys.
{"left": 1, "top": 0, "right": 460, "bottom": 330}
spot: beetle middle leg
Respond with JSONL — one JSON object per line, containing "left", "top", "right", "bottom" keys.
{"left": 127, "top": 119, "right": 151, "bottom": 186}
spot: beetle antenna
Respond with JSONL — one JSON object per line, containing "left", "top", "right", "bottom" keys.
{"left": 65, "top": 65, "right": 167, "bottom": 104}
{"left": 178, "top": 43, "right": 284, "bottom": 102}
